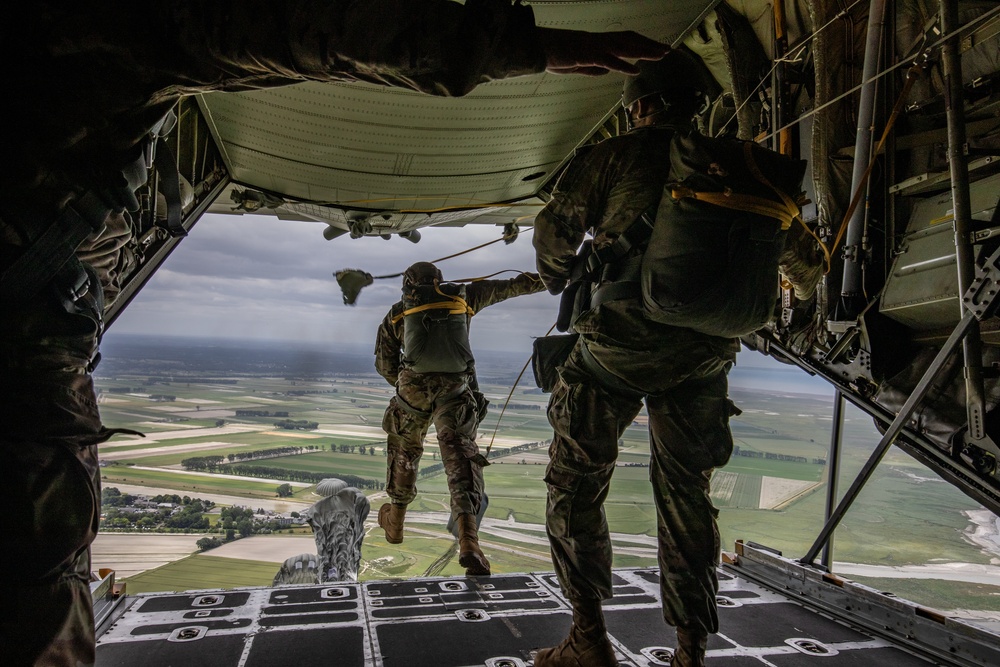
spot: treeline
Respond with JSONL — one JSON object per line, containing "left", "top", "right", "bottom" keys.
{"left": 180, "top": 455, "right": 227, "bottom": 471}
{"left": 226, "top": 446, "right": 316, "bottom": 463}
{"left": 181, "top": 446, "right": 318, "bottom": 470}
{"left": 273, "top": 418, "right": 318, "bottom": 430}
{"left": 333, "top": 443, "right": 380, "bottom": 455}
{"left": 732, "top": 445, "right": 823, "bottom": 465}
{"left": 236, "top": 409, "right": 289, "bottom": 417}
{"left": 221, "top": 464, "right": 382, "bottom": 490}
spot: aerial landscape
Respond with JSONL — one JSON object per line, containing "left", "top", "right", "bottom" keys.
{"left": 89, "top": 333, "right": 1000, "bottom": 627}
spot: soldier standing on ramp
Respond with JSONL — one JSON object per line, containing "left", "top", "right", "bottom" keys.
{"left": 531, "top": 47, "right": 818, "bottom": 667}
{"left": 374, "top": 262, "right": 544, "bottom": 576}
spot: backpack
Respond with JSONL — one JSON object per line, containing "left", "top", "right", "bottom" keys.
{"left": 393, "top": 282, "right": 475, "bottom": 374}
{"left": 639, "top": 131, "right": 807, "bottom": 337}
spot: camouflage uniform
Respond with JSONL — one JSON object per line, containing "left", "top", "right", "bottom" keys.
{"left": 1, "top": 3, "right": 548, "bottom": 664}
{"left": 533, "top": 126, "right": 742, "bottom": 636}
{"left": 375, "top": 272, "right": 543, "bottom": 517}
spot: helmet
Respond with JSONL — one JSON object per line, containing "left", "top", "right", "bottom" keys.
{"left": 402, "top": 261, "right": 442, "bottom": 286}
{"left": 622, "top": 49, "right": 710, "bottom": 113}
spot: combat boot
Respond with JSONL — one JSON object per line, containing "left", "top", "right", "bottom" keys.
{"left": 456, "top": 513, "right": 491, "bottom": 575}
{"left": 377, "top": 503, "right": 406, "bottom": 544}
{"left": 534, "top": 598, "right": 616, "bottom": 667}
{"left": 670, "top": 627, "right": 708, "bottom": 667}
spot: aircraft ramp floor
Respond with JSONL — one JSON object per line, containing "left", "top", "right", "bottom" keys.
{"left": 93, "top": 543, "right": 1000, "bottom": 667}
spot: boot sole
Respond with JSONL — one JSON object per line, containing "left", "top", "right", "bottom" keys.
{"left": 377, "top": 505, "right": 404, "bottom": 544}
{"left": 459, "top": 552, "right": 491, "bottom": 576}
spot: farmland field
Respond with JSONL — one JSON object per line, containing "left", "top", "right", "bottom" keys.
{"left": 90, "top": 335, "right": 1000, "bottom": 615}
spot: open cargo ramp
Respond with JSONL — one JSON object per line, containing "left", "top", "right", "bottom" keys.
{"left": 93, "top": 543, "right": 1000, "bottom": 667}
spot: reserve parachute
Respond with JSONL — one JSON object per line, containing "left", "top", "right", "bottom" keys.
{"left": 393, "top": 281, "right": 475, "bottom": 374}
{"left": 640, "top": 131, "right": 807, "bottom": 337}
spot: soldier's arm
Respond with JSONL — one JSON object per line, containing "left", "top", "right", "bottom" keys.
{"left": 532, "top": 147, "right": 605, "bottom": 295}
{"left": 373, "top": 309, "right": 402, "bottom": 386}
{"left": 104, "top": 1, "right": 665, "bottom": 99}
{"left": 465, "top": 272, "right": 546, "bottom": 312}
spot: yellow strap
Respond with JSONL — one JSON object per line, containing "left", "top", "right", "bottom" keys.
{"left": 671, "top": 188, "right": 797, "bottom": 230}
{"left": 669, "top": 143, "right": 800, "bottom": 230}
{"left": 390, "top": 283, "right": 475, "bottom": 325}
{"left": 742, "top": 142, "right": 801, "bottom": 229}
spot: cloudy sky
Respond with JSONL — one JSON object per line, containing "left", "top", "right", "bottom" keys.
{"left": 110, "top": 213, "right": 560, "bottom": 355}
{"left": 108, "top": 211, "right": 834, "bottom": 392}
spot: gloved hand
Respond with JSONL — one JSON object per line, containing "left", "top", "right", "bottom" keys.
{"left": 538, "top": 28, "right": 670, "bottom": 76}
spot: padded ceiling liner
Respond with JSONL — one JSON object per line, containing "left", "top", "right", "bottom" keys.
{"left": 197, "top": 1, "right": 719, "bottom": 228}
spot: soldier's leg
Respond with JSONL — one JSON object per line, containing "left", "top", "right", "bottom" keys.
{"left": 646, "top": 369, "right": 734, "bottom": 665}
{"left": 433, "top": 388, "right": 490, "bottom": 575}
{"left": 544, "top": 364, "right": 642, "bottom": 601}
{"left": 381, "top": 396, "right": 429, "bottom": 505}
{"left": 379, "top": 396, "right": 429, "bottom": 543}
{"left": 3, "top": 291, "right": 108, "bottom": 666}
{"left": 7, "top": 437, "right": 101, "bottom": 666}
{"left": 433, "top": 389, "right": 484, "bottom": 517}
{"left": 536, "top": 355, "right": 642, "bottom": 666}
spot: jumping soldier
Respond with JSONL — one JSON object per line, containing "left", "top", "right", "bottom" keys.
{"left": 530, "top": 49, "right": 818, "bottom": 667}
{"left": 0, "top": 4, "right": 668, "bottom": 665}
{"left": 374, "top": 262, "right": 544, "bottom": 576}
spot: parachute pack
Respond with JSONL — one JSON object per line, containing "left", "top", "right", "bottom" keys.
{"left": 392, "top": 282, "right": 475, "bottom": 374}
{"left": 639, "top": 131, "right": 807, "bottom": 337}
{"left": 561, "top": 131, "right": 807, "bottom": 339}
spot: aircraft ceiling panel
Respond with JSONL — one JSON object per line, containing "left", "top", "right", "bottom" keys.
{"left": 217, "top": 141, "right": 565, "bottom": 207}
{"left": 197, "top": 1, "right": 719, "bottom": 220}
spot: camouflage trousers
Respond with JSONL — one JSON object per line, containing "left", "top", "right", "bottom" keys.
{"left": 382, "top": 368, "right": 487, "bottom": 517}
{"left": 2, "top": 297, "right": 110, "bottom": 667}
{"left": 544, "top": 339, "right": 736, "bottom": 635}
{"left": 4, "top": 435, "right": 102, "bottom": 667}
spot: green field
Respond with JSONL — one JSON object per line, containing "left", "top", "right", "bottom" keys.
{"left": 122, "top": 555, "right": 281, "bottom": 594}
{"left": 94, "top": 369, "right": 1000, "bottom": 614}
{"left": 99, "top": 463, "right": 306, "bottom": 498}
{"left": 233, "top": 451, "right": 392, "bottom": 479}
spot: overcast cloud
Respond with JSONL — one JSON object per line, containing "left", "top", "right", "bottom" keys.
{"left": 107, "top": 211, "right": 822, "bottom": 385}
{"left": 110, "top": 213, "right": 559, "bottom": 355}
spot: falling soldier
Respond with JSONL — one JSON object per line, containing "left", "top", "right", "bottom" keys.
{"left": 374, "top": 262, "right": 544, "bottom": 576}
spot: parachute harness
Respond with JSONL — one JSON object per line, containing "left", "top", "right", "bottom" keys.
{"left": 389, "top": 281, "right": 475, "bottom": 325}
{"left": 669, "top": 142, "right": 801, "bottom": 231}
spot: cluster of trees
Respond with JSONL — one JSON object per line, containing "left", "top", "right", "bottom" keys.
{"left": 180, "top": 455, "right": 227, "bottom": 471}
{"left": 196, "top": 536, "right": 224, "bottom": 551}
{"left": 151, "top": 493, "right": 214, "bottom": 507}
{"left": 273, "top": 418, "right": 319, "bottom": 430}
{"left": 505, "top": 440, "right": 547, "bottom": 456}
{"left": 181, "top": 446, "right": 323, "bottom": 471}
{"left": 732, "top": 445, "right": 821, "bottom": 465}
{"left": 333, "top": 443, "right": 379, "bottom": 455}
{"left": 218, "top": 505, "right": 257, "bottom": 539}
{"left": 101, "top": 487, "right": 139, "bottom": 507}
{"left": 196, "top": 506, "right": 302, "bottom": 551}
{"left": 100, "top": 488, "right": 217, "bottom": 532}
{"left": 225, "top": 445, "right": 317, "bottom": 463}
